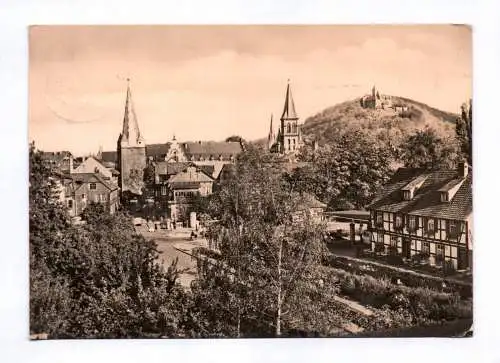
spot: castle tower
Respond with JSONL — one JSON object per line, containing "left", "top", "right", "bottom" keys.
{"left": 267, "top": 114, "right": 276, "bottom": 150}
{"left": 117, "top": 79, "right": 146, "bottom": 196}
{"left": 279, "top": 80, "right": 300, "bottom": 154}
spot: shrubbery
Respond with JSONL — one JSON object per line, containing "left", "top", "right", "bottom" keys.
{"left": 326, "top": 254, "right": 472, "bottom": 298}
{"left": 325, "top": 268, "right": 472, "bottom": 323}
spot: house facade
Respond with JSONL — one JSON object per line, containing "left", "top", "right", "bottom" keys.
{"left": 167, "top": 166, "right": 214, "bottom": 222}
{"left": 63, "top": 173, "right": 120, "bottom": 217}
{"left": 367, "top": 162, "right": 472, "bottom": 270}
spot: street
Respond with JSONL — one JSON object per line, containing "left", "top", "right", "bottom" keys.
{"left": 137, "top": 226, "right": 207, "bottom": 288}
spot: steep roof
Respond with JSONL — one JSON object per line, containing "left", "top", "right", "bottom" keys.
{"left": 73, "top": 156, "right": 112, "bottom": 178}
{"left": 183, "top": 141, "right": 242, "bottom": 156}
{"left": 100, "top": 151, "right": 117, "bottom": 163}
{"left": 70, "top": 172, "right": 118, "bottom": 191}
{"left": 368, "top": 167, "right": 472, "bottom": 220}
{"left": 145, "top": 141, "right": 242, "bottom": 158}
{"left": 154, "top": 162, "right": 193, "bottom": 176}
{"left": 120, "top": 81, "right": 144, "bottom": 146}
{"left": 146, "top": 143, "right": 170, "bottom": 158}
{"left": 281, "top": 81, "right": 298, "bottom": 120}
{"left": 169, "top": 167, "right": 214, "bottom": 184}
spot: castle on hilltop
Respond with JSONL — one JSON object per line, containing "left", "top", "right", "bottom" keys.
{"left": 360, "top": 85, "right": 409, "bottom": 113}
{"left": 360, "top": 85, "right": 393, "bottom": 109}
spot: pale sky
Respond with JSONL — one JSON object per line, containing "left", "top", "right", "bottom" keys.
{"left": 29, "top": 25, "right": 472, "bottom": 155}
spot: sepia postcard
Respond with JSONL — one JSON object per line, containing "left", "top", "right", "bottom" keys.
{"left": 28, "top": 25, "right": 473, "bottom": 339}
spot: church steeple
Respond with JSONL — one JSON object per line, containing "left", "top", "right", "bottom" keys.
{"left": 267, "top": 113, "right": 276, "bottom": 150}
{"left": 281, "top": 79, "right": 298, "bottom": 121}
{"left": 120, "top": 79, "right": 144, "bottom": 147}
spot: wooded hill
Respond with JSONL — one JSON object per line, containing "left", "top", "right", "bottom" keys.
{"left": 301, "top": 96, "right": 459, "bottom": 148}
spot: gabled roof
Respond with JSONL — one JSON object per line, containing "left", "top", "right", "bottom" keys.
{"left": 106, "top": 141, "right": 243, "bottom": 161}
{"left": 183, "top": 141, "right": 242, "bottom": 156}
{"left": 100, "top": 151, "right": 117, "bottom": 163}
{"left": 154, "top": 162, "right": 193, "bottom": 176}
{"left": 70, "top": 172, "right": 118, "bottom": 191}
{"left": 169, "top": 167, "right": 214, "bottom": 185}
{"left": 368, "top": 168, "right": 472, "bottom": 220}
{"left": 73, "top": 156, "right": 112, "bottom": 178}
{"left": 146, "top": 143, "right": 170, "bottom": 158}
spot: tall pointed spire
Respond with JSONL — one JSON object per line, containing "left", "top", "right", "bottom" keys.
{"left": 281, "top": 79, "right": 298, "bottom": 120}
{"left": 121, "top": 78, "right": 144, "bottom": 147}
{"left": 267, "top": 113, "right": 276, "bottom": 149}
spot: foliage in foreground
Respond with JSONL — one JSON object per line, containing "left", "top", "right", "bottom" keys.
{"left": 29, "top": 147, "right": 190, "bottom": 338}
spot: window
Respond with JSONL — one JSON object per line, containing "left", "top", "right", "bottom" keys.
{"left": 436, "top": 243, "right": 445, "bottom": 264}
{"left": 89, "top": 183, "right": 97, "bottom": 190}
{"left": 161, "top": 186, "right": 167, "bottom": 196}
{"left": 394, "top": 214, "right": 403, "bottom": 229}
{"left": 287, "top": 123, "right": 291, "bottom": 133}
{"left": 403, "top": 190, "right": 411, "bottom": 201}
{"left": 288, "top": 139, "right": 291, "bottom": 149}
{"left": 100, "top": 194, "right": 106, "bottom": 202}
{"left": 377, "top": 233, "right": 384, "bottom": 244}
{"left": 408, "top": 215, "right": 417, "bottom": 232}
{"left": 440, "top": 192, "right": 449, "bottom": 202}
{"left": 375, "top": 213, "right": 383, "bottom": 227}
{"left": 448, "top": 221, "right": 459, "bottom": 239}
{"left": 422, "top": 241, "right": 430, "bottom": 255}
{"left": 426, "top": 218, "right": 435, "bottom": 234}
{"left": 390, "top": 236, "right": 398, "bottom": 247}
{"left": 375, "top": 233, "right": 385, "bottom": 253}
{"left": 67, "top": 200, "right": 73, "bottom": 208}
{"left": 81, "top": 194, "right": 86, "bottom": 199}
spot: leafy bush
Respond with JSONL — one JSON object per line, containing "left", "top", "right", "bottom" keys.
{"left": 325, "top": 268, "right": 472, "bottom": 323}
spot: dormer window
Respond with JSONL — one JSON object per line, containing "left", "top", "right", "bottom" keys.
{"left": 440, "top": 191, "right": 449, "bottom": 203}
{"left": 401, "top": 174, "right": 428, "bottom": 201}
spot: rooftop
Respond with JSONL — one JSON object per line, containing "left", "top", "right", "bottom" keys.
{"left": 367, "top": 167, "right": 472, "bottom": 220}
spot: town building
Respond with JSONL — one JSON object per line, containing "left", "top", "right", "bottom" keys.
{"left": 269, "top": 80, "right": 304, "bottom": 155}
{"left": 72, "top": 155, "right": 118, "bottom": 182}
{"left": 101, "top": 81, "right": 243, "bottom": 220}
{"left": 61, "top": 172, "right": 120, "bottom": 217}
{"left": 367, "top": 162, "right": 473, "bottom": 270}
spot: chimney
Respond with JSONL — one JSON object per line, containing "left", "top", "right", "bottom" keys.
{"left": 458, "top": 161, "right": 469, "bottom": 178}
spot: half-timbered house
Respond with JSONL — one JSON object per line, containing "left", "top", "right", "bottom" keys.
{"left": 367, "top": 162, "right": 472, "bottom": 270}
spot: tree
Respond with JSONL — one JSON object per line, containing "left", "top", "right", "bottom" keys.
{"left": 29, "top": 145, "right": 190, "bottom": 338}
{"left": 225, "top": 135, "right": 245, "bottom": 143}
{"left": 191, "top": 146, "right": 328, "bottom": 337}
{"left": 287, "top": 129, "right": 393, "bottom": 210}
{"left": 400, "top": 127, "right": 460, "bottom": 169}
{"left": 456, "top": 100, "right": 472, "bottom": 164}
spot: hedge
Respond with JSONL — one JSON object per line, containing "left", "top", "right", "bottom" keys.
{"left": 325, "top": 254, "right": 472, "bottom": 298}
{"left": 323, "top": 268, "right": 472, "bottom": 323}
